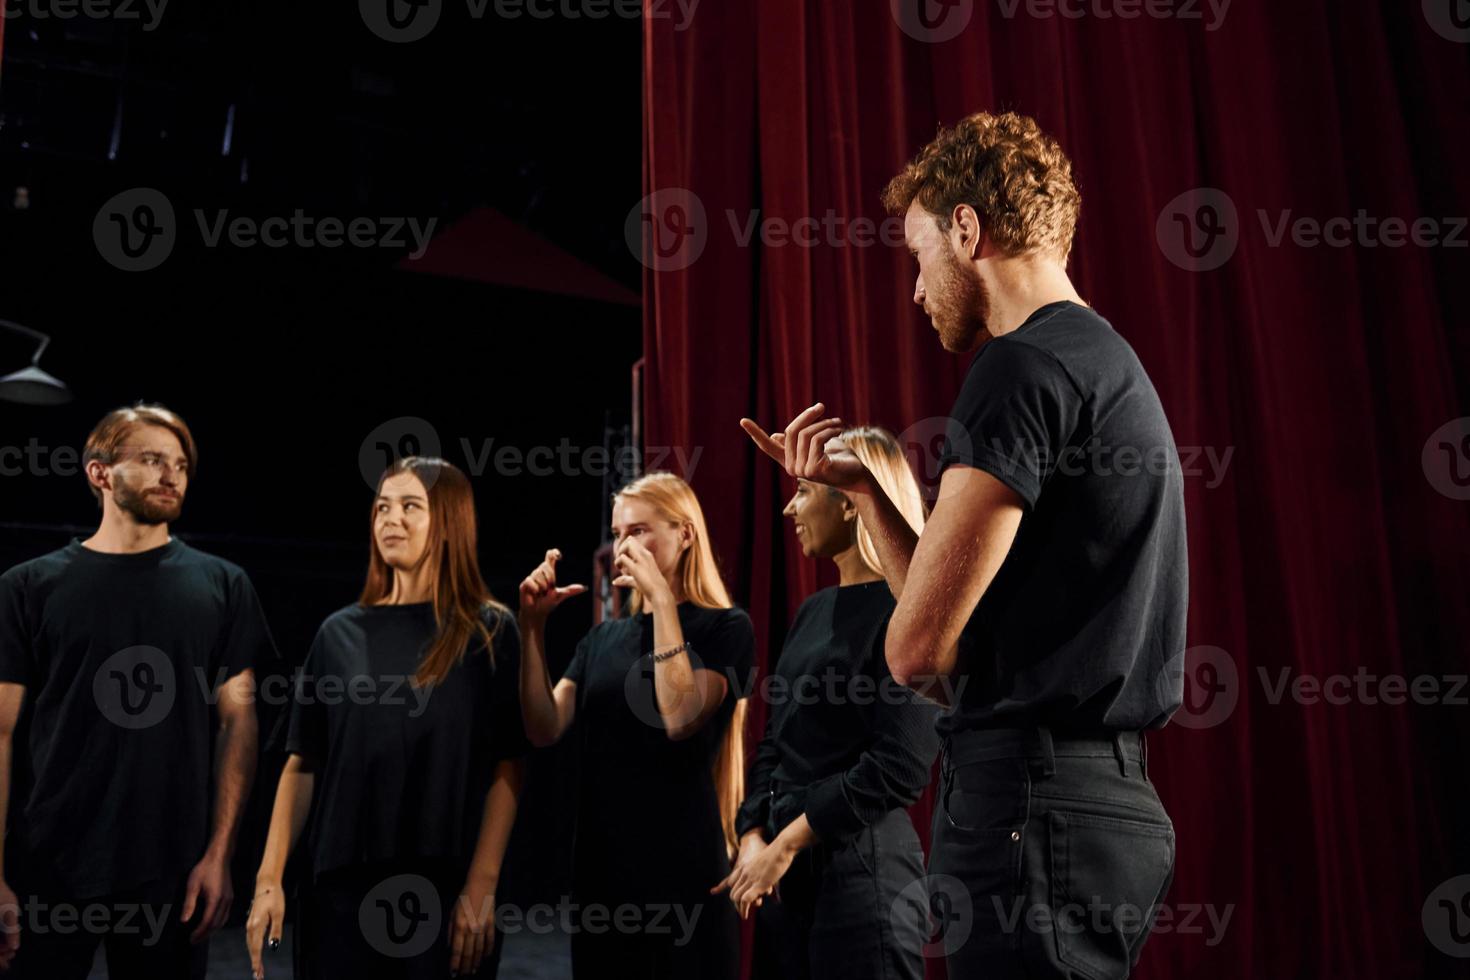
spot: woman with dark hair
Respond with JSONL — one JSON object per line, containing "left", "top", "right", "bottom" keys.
{"left": 714, "top": 426, "right": 940, "bottom": 980}
{"left": 245, "top": 457, "right": 527, "bottom": 980}
{"left": 518, "top": 470, "right": 754, "bottom": 980}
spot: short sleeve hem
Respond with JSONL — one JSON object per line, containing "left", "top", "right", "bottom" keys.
{"left": 938, "top": 443, "right": 1042, "bottom": 509}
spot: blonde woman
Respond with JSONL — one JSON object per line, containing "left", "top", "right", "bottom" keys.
{"left": 714, "top": 427, "right": 939, "bottom": 980}
{"left": 518, "top": 471, "right": 753, "bottom": 980}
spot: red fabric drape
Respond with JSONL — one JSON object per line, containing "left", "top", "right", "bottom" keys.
{"left": 641, "top": 2, "right": 1470, "bottom": 977}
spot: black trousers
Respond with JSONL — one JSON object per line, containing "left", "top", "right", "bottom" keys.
{"left": 294, "top": 859, "right": 502, "bottom": 980}
{"left": 751, "top": 808, "right": 927, "bottom": 980}
{"left": 926, "top": 727, "right": 1175, "bottom": 980}
{"left": 8, "top": 874, "right": 207, "bottom": 980}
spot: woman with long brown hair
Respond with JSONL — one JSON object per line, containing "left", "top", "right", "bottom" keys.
{"left": 245, "top": 457, "right": 527, "bottom": 980}
{"left": 518, "top": 470, "right": 754, "bottom": 980}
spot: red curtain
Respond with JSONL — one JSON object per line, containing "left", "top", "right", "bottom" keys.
{"left": 640, "top": 1, "right": 1470, "bottom": 977}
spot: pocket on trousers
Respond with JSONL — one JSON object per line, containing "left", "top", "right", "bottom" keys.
{"left": 943, "top": 758, "right": 1029, "bottom": 833}
{"left": 932, "top": 760, "right": 1029, "bottom": 947}
{"left": 826, "top": 829, "right": 876, "bottom": 879}
{"left": 1046, "top": 809, "right": 1175, "bottom": 980}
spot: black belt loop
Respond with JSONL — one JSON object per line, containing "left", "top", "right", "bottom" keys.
{"left": 1140, "top": 732, "right": 1149, "bottom": 782}
{"left": 1110, "top": 731, "right": 1127, "bottom": 777}
{"left": 1036, "top": 725, "right": 1056, "bottom": 778}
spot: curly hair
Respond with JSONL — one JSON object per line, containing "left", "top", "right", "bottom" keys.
{"left": 881, "top": 111, "right": 1081, "bottom": 260}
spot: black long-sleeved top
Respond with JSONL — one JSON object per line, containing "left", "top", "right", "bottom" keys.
{"left": 736, "top": 580, "right": 940, "bottom": 843}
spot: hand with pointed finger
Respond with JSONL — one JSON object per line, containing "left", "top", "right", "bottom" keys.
{"left": 519, "top": 549, "right": 588, "bottom": 625}
{"left": 739, "top": 402, "right": 872, "bottom": 492}
{"left": 612, "top": 537, "right": 675, "bottom": 608}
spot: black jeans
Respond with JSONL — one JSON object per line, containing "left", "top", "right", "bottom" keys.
{"left": 926, "top": 727, "right": 1175, "bottom": 980}
{"left": 8, "top": 874, "right": 207, "bottom": 980}
{"left": 751, "top": 808, "right": 927, "bottom": 980}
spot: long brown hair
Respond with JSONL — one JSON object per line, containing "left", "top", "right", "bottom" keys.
{"left": 359, "top": 457, "right": 508, "bottom": 687}
{"left": 614, "top": 472, "right": 746, "bottom": 857}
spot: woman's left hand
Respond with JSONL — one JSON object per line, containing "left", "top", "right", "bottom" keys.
{"left": 722, "top": 838, "right": 797, "bottom": 919}
{"left": 613, "top": 537, "right": 674, "bottom": 607}
{"left": 450, "top": 877, "right": 496, "bottom": 977}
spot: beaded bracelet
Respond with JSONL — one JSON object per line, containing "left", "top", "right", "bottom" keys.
{"left": 651, "top": 641, "right": 693, "bottom": 663}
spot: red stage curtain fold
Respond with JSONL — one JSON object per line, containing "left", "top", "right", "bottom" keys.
{"left": 640, "top": 3, "right": 1470, "bottom": 976}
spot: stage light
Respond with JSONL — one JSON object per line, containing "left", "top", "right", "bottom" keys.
{"left": 0, "top": 319, "right": 72, "bottom": 405}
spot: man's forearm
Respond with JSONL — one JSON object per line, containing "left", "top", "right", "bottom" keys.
{"left": 852, "top": 475, "right": 921, "bottom": 599}
{"left": 207, "top": 705, "right": 257, "bottom": 861}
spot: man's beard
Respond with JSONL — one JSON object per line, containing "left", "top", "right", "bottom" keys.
{"left": 113, "top": 475, "right": 182, "bottom": 525}
{"left": 928, "top": 246, "right": 991, "bottom": 353}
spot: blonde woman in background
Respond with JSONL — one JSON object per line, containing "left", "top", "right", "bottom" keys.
{"left": 517, "top": 471, "right": 754, "bottom": 980}
{"left": 714, "top": 426, "right": 939, "bottom": 980}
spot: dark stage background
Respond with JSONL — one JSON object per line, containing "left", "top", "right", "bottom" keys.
{"left": 0, "top": 1, "right": 643, "bottom": 968}
{"left": 638, "top": 1, "right": 1470, "bottom": 978}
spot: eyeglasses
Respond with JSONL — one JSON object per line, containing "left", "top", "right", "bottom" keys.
{"left": 119, "top": 448, "right": 190, "bottom": 477}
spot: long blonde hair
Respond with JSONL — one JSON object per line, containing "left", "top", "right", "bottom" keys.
{"left": 614, "top": 471, "right": 745, "bottom": 857}
{"left": 838, "top": 426, "right": 929, "bottom": 576}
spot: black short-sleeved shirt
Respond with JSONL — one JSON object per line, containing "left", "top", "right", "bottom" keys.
{"left": 285, "top": 602, "right": 528, "bottom": 881}
{"left": 735, "top": 581, "right": 939, "bottom": 844}
{"left": 937, "top": 301, "right": 1188, "bottom": 734}
{"left": 563, "top": 603, "right": 755, "bottom": 902}
{"left": 0, "top": 538, "right": 275, "bottom": 898}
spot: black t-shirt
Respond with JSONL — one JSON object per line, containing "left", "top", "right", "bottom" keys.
{"left": 563, "top": 602, "right": 754, "bottom": 902}
{"left": 285, "top": 602, "right": 528, "bottom": 881}
{"left": 735, "top": 581, "right": 939, "bottom": 844}
{"left": 937, "top": 300, "right": 1188, "bottom": 733}
{"left": 0, "top": 538, "right": 276, "bottom": 898}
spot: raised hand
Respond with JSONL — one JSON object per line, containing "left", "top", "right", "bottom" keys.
{"left": 519, "top": 549, "right": 587, "bottom": 624}
{"left": 612, "top": 536, "right": 675, "bottom": 608}
{"left": 740, "top": 403, "right": 872, "bottom": 492}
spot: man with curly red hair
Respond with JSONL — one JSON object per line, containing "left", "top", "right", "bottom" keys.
{"left": 744, "top": 110, "right": 1187, "bottom": 978}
